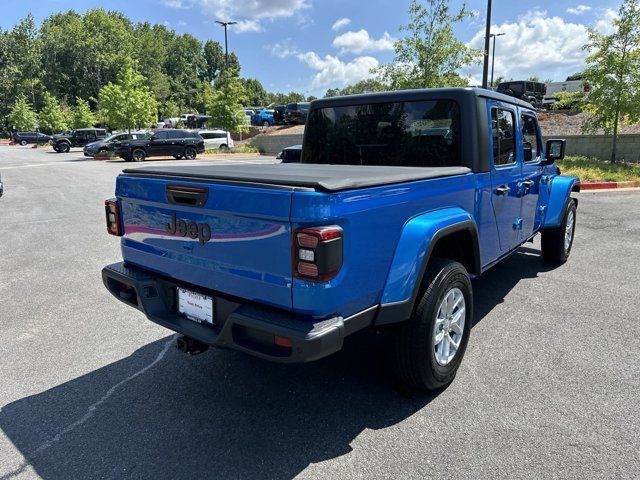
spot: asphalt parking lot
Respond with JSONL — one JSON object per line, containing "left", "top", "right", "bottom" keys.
{"left": 0, "top": 145, "right": 639, "bottom": 479}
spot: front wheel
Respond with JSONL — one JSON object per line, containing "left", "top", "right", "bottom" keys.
{"left": 20, "top": 139, "right": 27, "bottom": 146}
{"left": 262, "top": 121, "right": 270, "bottom": 127}
{"left": 131, "top": 148, "right": 146, "bottom": 162}
{"left": 541, "top": 199, "right": 576, "bottom": 263}
{"left": 184, "top": 146, "right": 197, "bottom": 160}
{"left": 57, "top": 142, "right": 70, "bottom": 153}
{"left": 392, "top": 258, "right": 473, "bottom": 392}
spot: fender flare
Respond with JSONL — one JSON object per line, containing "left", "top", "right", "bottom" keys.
{"left": 543, "top": 175, "right": 580, "bottom": 228}
{"left": 375, "top": 208, "right": 480, "bottom": 326}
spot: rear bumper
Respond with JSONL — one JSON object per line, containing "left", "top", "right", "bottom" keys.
{"left": 102, "top": 262, "right": 376, "bottom": 363}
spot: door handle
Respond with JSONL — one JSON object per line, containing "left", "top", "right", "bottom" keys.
{"left": 495, "top": 185, "right": 511, "bottom": 196}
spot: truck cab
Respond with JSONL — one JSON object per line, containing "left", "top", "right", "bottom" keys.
{"left": 102, "top": 88, "right": 578, "bottom": 391}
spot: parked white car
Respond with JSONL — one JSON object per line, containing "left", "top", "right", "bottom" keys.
{"left": 543, "top": 79, "right": 589, "bottom": 109}
{"left": 198, "top": 129, "right": 234, "bottom": 149}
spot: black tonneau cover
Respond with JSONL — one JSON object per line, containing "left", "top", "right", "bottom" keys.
{"left": 122, "top": 164, "right": 471, "bottom": 192}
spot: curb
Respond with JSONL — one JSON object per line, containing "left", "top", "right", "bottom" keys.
{"left": 581, "top": 181, "right": 640, "bottom": 190}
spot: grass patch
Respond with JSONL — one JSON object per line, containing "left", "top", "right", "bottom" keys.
{"left": 204, "top": 145, "right": 261, "bottom": 155}
{"left": 557, "top": 156, "right": 640, "bottom": 182}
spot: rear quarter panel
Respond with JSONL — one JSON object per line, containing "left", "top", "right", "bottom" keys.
{"left": 291, "top": 174, "right": 480, "bottom": 319}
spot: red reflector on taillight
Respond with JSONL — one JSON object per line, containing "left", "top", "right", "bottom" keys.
{"left": 297, "top": 261, "right": 318, "bottom": 277}
{"left": 297, "top": 233, "right": 318, "bottom": 248}
{"left": 274, "top": 335, "right": 292, "bottom": 348}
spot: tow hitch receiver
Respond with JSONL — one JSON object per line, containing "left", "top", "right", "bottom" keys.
{"left": 175, "top": 335, "right": 209, "bottom": 355}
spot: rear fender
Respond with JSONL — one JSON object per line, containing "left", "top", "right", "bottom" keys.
{"left": 543, "top": 175, "right": 580, "bottom": 228}
{"left": 375, "top": 207, "right": 480, "bottom": 326}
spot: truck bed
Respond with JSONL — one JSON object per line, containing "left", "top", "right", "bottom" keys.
{"left": 121, "top": 163, "right": 471, "bottom": 192}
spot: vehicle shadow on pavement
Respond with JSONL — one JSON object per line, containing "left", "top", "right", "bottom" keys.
{"left": 0, "top": 331, "right": 435, "bottom": 480}
{"left": 0, "top": 246, "right": 557, "bottom": 480}
{"left": 471, "top": 245, "right": 559, "bottom": 326}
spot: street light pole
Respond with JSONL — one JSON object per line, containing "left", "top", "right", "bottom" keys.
{"left": 490, "top": 33, "right": 505, "bottom": 88}
{"left": 481, "top": 0, "right": 492, "bottom": 89}
{"left": 215, "top": 20, "right": 237, "bottom": 70}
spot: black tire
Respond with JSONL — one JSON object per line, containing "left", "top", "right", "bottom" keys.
{"left": 184, "top": 146, "right": 197, "bottom": 159}
{"left": 20, "top": 139, "right": 27, "bottom": 146}
{"left": 219, "top": 144, "right": 227, "bottom": 150}
{"left": 131, "top": 148, "right": 146, "bottom": 162}
{"left": 541, "top": 199, "right": 576, "bottom": 263}
{"left": 262, "top": 121, "right": 270, "bottom": 127}
{"left": 57, "top": 142, "right": 70, "bottom": 153}
{"left": 392, "top": 258, "right": 473, "bottom": 392}
{"left": 173, "top": 155, "right": 183, "bottom": 159}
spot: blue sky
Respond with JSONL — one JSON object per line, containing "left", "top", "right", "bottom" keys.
{"left": 1, "top": 0, "right": 621, "bottom": 96}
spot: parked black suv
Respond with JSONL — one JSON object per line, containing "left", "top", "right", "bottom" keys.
{"left": 113, "top": 129, "right": 205, "bottom": 162}
{"left": 284, "top": 102, "right": 310, "bottom": 124}
{"left": 51, "top": 128, "right": 108, "bottom": 153}
{"left": 12, "top": 132, "right": 52, "bottom": 145}
{"left": 497, "top": 81, "right": 546, "bottom": 108}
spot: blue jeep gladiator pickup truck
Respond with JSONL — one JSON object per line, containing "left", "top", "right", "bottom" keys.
{"left": 102, "top": 88, "right": 579, "bottom": 391}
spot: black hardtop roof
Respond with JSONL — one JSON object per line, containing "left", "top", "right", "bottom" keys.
{"left": 310, "top": 87, "right": 533, "bottom": 110}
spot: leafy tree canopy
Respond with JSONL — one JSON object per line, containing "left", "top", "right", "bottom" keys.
{"left": 376, "top": 0, "right": 482, "bottom": 89}
{"left": 8, "top": 93, "right": 37, "bottom": 131}
{"left": 38, "top": 91, "right": 68, "bottom": 133}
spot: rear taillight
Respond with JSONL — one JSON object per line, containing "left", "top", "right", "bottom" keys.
{"left": 104, "top": 198, "right": 122, "bottom": 236}
{"left": 293, "top": 226, "right": 343, "bottom": 282}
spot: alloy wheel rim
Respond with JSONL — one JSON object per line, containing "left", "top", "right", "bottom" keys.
{"left": 185, "top": 148, "right": 195, "bottom": 159}
{"left": 565, "top": 210, "right": 575, "bottom": 252}
{"left": 133, "top": 150, "right": 144, "bottom": 161}
{"left": 433, "top": 287, "right": 466, "bottom": 366}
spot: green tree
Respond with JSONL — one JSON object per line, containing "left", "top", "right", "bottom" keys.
{"left": 38, "top": 91, "right": 68, "bottom": 133}
{"left": 8, "top": 93, "right": 37, "bottom": 131}
{"left": 205, "top": 73, "right": 248, "bottom": 133}
{"left": 202, "top": 40, "right": 240, "bottom": 82}
{"left": 70, "top": 97, "right": 97, "bottom": 129}
{"left": 98, "top": 59, "right": 157, "bottom": 131}
{"left": 241, "top": 78, "right": 268, "bottom": 106}
{"left": 324, "top": 78, "right": 388, "bottom": 97}
{"left": 377, "top": 0, "right": 481, "bottom": 89}
{"left": 582, "top": 0, "right": 640, "bottom": 162}
{"left": 551, "top": 91, "right": 585, "bottom": 111}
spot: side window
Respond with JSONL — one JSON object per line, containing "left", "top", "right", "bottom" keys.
{"left": 521, "top": 114, "right": 541, "bottom": 162}
{"left": 154, "top": 131, "right": 168, "bottom": 140}
{"left": 491, "top": 108, "right": 516, "bottom": 166}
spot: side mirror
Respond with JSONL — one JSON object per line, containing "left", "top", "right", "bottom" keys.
{"left": 543, "top": 139, "right": 566, "bottom": 165}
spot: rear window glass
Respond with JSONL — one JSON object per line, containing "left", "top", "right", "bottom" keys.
{"left": 303, "top": 100, "right": 461, "bottom": 167}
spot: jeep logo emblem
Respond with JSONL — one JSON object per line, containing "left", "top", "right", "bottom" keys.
{"left": 164, "top": 213, "right": 212, "bottom": 246}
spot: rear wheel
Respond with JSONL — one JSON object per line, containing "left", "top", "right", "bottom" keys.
{"left": 20, "top": 139, "right": 27, "bottom": 146}
{"left": 219, "top": 144, "right": 228, "bottom": 150}
{"left": 131, "top": 148, "right": 146, "bottom": 162}
{"left": 541, "top": 199, "right": 576, "bottom": 263}
{"left": 392, "top": 258, "right": 473, "bottom": 392}
{"left": 184, "top": 146, "right": 197, "bottom": 160}
{"left": 57, "top": 142, "right": 70, "bottom": 153}
{"left": 262, "top": 120, "right": 270, "bottom": 127}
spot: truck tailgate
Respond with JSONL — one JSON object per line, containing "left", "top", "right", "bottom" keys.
{"left": 115, "top": 174, "right": 294, "bottom": 310}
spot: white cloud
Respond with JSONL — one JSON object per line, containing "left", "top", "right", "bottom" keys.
{"left": 297, "top": 52, "right": 379, "bottom": 89}
{"left": 331, "top": 17, "right": 351, "bottom": 31}
{"left": 164, "top": 0, "right": 188, "bottom": 8}
{"left": 464, "top": 9, "right": 617, "bottom": 84}
{"left": 594, "top": 8, "right": 617, "bottom": 35}
{"left": 233, "top": 19, "right": 263, "bottom": 33}
{"left": 170, "top": 0, "right": 310, "bottom": 32}
{"left": 567, "top": 5, "right": 592, "bottom": 15}
{"left": 332, "top": 29, "right": 396, "bottom": 55}
{"left": 266, "top": 39, "right": 299, "bottom": 58}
